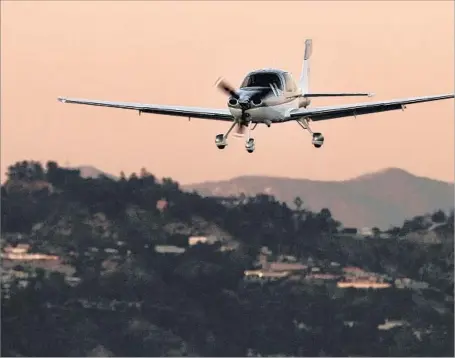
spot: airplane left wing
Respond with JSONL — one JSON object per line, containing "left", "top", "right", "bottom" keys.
{"left": 288, "top": 94, "right": 454, "bottom": 122}
{"left": 57, "top": 97, "right": 234, "bottom": 121}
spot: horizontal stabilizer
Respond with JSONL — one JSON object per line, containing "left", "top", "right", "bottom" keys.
{"left": 303, "top": 93, "right": 375, "bottom": 98}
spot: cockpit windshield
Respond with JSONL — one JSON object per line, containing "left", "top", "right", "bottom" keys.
{"left": 240, "top": 72, "right": 283, "bottom": 90}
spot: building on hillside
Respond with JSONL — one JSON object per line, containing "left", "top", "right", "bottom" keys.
{"left": 219, "top": 241, "right": 239, "bottom": 252}
{"left": 394, "top": 277, "right": 429, "bottom": 290}
{"left": 278, "top": 255, "right": 298, "bottom": 262}
{"left": 342, "top": 266, "right": 366, "bottom": 276}
{"left": 244, "top": 269, "right": 289, "bottom": 282}
{"left": 188, "top": 236, "right": 219, "bottom": 246}
{"left": 2, "top": 244, "right": 60, "bottom": 262}
{"left": 305, "top": 273, "right": 340, "bottom": 282}
{"left": 337, "top": 281, "right": 391, "bottom": 289}
{"left": 104, "top": 248, "right": 119, "bottom": 254}
{"left": 377, "top": 319, "right": 407, "bottom": 330}
{"left": 268, "top": 262, "right": 308, "bottom": 272}
{"left": 1, "top": 252, "right": 59, "bottom": 261}
{"left": 155, "top": 245, "right": 186, "bottom": 255}
{"left": 359, "top": 227, "right": 374, "bottom": 237}
{"left": 213, "top": 196, "right": 248, "bottom": 207}
{"left": 3, "top": 244, "right": 31, "bottom": 254}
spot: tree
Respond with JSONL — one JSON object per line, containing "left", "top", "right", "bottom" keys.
{"left": 294, "top": 196, "right": 303, "bottom": 211}
{"left": 432, "top": 210, "right": 447, "bottom": 224}
{"left": 372, "top": 227, "right": 381, "bottom": 237}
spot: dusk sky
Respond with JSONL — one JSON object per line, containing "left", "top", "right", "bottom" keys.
{"left": 2, "top": 1, "right": 454, "bottom": 184}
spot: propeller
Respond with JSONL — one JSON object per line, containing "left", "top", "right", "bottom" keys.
{"left": 215, "top": 77, "right": 279, "bottom": 136}
{"left": 215, "top": 77, "right": 239, "bottom": 99}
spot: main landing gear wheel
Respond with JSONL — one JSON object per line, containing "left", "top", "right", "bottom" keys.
{"left": 312, "top": 132, "right": 324, "bottom": 148}
{"left": 296, "top": 118, "right": 325, "bottom": 149}
{"left": 245, "top": 138, "right": 255, "bottom": 153}
{"left": 215, "top": 134, "right": 227, "bottom": 149}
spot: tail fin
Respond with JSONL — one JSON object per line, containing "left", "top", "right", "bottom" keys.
{"left": 298, "top": 39, "right": 374, "bottom": 99}
{"left": 299, "top": 39, "right": 312, "bottom": 95}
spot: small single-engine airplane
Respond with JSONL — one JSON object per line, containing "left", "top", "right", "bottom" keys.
{"left": 58, "top": 39, "right": 454, "bottom": 153}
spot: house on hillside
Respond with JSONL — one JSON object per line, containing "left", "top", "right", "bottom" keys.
{"left": 305, "top": 273, "right": 340, "bottom": 284}
{"left": 244, "top": 269, "right": 289, "bottom": 282}
{"left": 359, "top": 227, "right": 373, "bottom": 237}
{"left": 155, "top": 245, "right": 186, "bottom": 255}
{"left": 278, "top": 254, "right": 298, "bottom": 262}
{"left": 188, "top": 235, "right": 220, "bottom": 246}
{"left": 342, "top": 266, "right": 366, "bottom": 277}
{"left": 3, "top": 244, "right": 30, "bottom": 255}
{"left": 268, "top": 262, "right": 308, "bottom": 272}
{"left": 337, "top": 281, "right": 391, "bottom": 289}
{"left": 377, "top": 319, "right": 407, "bottom": 330}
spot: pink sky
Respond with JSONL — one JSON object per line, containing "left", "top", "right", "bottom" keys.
{"left": 1, "top": 1, "right": 454, "bottom": 184}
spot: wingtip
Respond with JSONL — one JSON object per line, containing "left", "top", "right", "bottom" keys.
{"left": 368, "top": 93, "right": 375, "bottom": 98}
{"left": 57, "top": 97, "right": 67, "bottom": 103}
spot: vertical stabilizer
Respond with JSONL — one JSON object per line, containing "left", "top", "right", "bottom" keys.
{"left": 299, "top": 39, "right": 312, "bottom": 95}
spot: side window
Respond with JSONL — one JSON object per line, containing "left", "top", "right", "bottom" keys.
{"left": 284, "top": 73, "right": 297, "bottom": 92}
{"left": 240, "top": 76, "right": 250, "bottom": 88}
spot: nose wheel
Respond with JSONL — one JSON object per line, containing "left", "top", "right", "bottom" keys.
{"left": 215, "top": 120, "right": 257, "bottom": 152}
{"left": 245, "top": 138, "right": 255, "bottom": 153}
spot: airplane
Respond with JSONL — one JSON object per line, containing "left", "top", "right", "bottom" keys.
{"left": 58, "top": 39, "right": 454, "bottom": 153}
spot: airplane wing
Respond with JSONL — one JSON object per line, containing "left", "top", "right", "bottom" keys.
{"left": 288, "top": 94, "right": 454, "bottom": 121}
{"left": 57, "top": 97, "right": 234, "bottom": 122}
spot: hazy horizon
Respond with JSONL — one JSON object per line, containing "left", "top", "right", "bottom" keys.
{"left": 2, "top": 1, "right": 454, "bottom": 185}
{"left": 62, "top": 164, "right": 455, "bottom": 186}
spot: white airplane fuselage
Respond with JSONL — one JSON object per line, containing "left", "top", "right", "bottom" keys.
{"left": 225, "top": 68, "right": 309, "bottom": 125}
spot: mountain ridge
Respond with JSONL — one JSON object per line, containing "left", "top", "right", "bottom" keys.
{"left": 72, "top": 165, "right": 453, "bottom": 229}
{"left": 182, "top": 168, "right": 454, "bottom": 229}
{"left": 184, "top": 168, "right": 452, "bottom": 187}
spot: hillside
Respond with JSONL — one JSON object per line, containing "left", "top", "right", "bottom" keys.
{"left": 1, "top": 160, "right": 453, "bottom": 357}
{"left": 184, "top": 168, "right": 454, "bottom": 229}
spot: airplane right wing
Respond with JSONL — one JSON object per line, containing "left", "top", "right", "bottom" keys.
{"left": 288, "top": 93, "right": 454, "bottom": 122}
{"left": 57, "top": 97, "right": 235, "bottom": 122}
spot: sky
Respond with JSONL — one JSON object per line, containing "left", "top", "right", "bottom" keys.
{"left": 1, "top": 1, "right": 454, "bottom": 184}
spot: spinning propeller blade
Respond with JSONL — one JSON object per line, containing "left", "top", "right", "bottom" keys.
{"left": 215, "top": 77, "right": 239, "bottom": 99}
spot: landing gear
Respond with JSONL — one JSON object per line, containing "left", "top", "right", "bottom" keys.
{"left": 245, "top": 138, "right": 255, "bottom": 153}
{"left": 215, "top": 134, "right": 227, "bottom": 149}
{"left": 215, "top": 121, "right": 238, "bottom": 149}
{"left": 312, "top": 133, "right": 324, "bottom": 148}
{"left": 245, "top": 122, "right": 255, "bottom": 153}
{"left": 296, "top": 118, "right": 325, "bottom": 148}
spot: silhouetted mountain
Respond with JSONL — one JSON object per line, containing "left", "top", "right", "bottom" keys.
{"left": 184, "top": 168, "right": 454, "bottom": 229}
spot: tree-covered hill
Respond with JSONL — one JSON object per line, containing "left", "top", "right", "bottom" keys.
{"left": 1, "top": 160, "right": 453, "bottom": 357}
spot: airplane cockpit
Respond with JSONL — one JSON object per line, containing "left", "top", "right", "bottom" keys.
{"left": 240, "top": 70, "right": 283, "bottom": 90}
{"left": 239, "top": 69, "right": 298, "bottom": 93}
